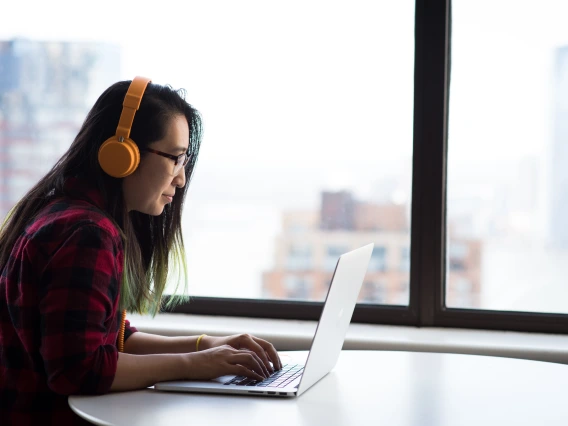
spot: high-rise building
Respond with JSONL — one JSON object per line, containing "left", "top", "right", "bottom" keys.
{"left": 0, "top": 38, "right": 120, "bottom": 219}
{"left": 262, "top": 190, "right": 482, "bottom": 307}
{"left": 550, "top": 45, "right": 568, "bottom": 248}
{"left": 320, "top": 191, "right": 356, "bottom": 231}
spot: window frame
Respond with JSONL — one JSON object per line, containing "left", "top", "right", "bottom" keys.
{"left": 168, "top": 0, "right": 568, "bottom": 335}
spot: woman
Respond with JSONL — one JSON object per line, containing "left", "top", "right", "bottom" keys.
{"left": 0, "top": 77, "right": 282, "bottom": 425}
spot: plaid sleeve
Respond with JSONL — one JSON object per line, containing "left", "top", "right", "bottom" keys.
{"left": 38, "top": 224, "right": 122, "bottom": 396}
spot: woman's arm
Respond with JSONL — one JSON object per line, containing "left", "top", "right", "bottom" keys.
{"left": 110, "top": 345, "right": 269, "bottom": 392}
{"left": 110, "top": 352, "right": 189, "bottom": 391}
{"left": 124, "top": 331, "right": 198, "bottom": 355}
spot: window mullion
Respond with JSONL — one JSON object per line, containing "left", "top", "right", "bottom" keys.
{"left": 410, "top": 0, "right": 451, "bottom": 326}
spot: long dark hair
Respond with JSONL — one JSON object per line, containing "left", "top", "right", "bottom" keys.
{"left": 0, "top": 79, "right": 202, "bottom": 315}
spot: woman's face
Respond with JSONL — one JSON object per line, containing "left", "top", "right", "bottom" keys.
{"left": 122, "top": 114, "right": 189, "bottom": 215}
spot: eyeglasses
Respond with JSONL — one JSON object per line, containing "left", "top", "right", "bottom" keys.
{"left": 142, "top": 148, "right": 192, "bottom": 175}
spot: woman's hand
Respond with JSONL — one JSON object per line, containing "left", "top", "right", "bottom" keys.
{"left": 200, "top": 334, "right": 283, "bottom": 375}
{"left": 185, "top": 345, "right": 269, "bottom": 381}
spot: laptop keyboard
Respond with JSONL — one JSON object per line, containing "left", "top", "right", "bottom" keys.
{"left": 223, "top": 364, "right": 304, "bottom": 388}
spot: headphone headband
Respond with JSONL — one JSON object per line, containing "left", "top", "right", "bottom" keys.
{"left": 116, "top": 76, "right": 151, "bottom": 140}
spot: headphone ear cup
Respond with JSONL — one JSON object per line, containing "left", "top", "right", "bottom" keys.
{"left": 98, "top": 136, "right": 140, "bottom": 178}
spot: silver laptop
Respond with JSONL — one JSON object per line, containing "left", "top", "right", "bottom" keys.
{"left": 154, "top": 243, "right": 374, "bottom": 398}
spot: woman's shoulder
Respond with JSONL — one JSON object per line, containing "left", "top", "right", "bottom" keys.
{"left": 25, "top": 196, "right": 122, "bottom": 242}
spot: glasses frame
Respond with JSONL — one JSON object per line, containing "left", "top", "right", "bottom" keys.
{"left": 142, "top": 147, "right": 191, "bottom": 175}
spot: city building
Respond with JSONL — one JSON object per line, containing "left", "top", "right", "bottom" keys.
{"left": 0, "top": 38, "right": 120, "bottom": 219}
{"left": 262, "top": 190, "right": 482, "bottom": 307}
{"left": 550, "top": 45, "right": 568, "bottom": 248}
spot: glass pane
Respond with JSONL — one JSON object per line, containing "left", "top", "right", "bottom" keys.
{"left": 0, "top": 0, "right": 414, "bottom": 305}
{"left": 448, "top": 0, "right": 568, "bottom": 312}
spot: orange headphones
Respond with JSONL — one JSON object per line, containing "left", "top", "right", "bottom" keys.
{"left": 98, "top": 76, "right": 152, "bottom": 178}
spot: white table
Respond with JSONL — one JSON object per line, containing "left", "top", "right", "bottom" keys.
{"left": 69, "top": 350, "right": 568, "bottom": 425}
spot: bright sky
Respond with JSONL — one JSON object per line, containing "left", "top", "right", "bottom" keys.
{"left": 3, "top": 0, "right": 568, "bottom": 164}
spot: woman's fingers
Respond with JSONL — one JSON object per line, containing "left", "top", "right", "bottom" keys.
{"left": 241, "top": 338, "right": 274, "bottom": 374}
{"left": 236, "top": 334, "right": 281, "bottom": 372}
{"left": 231, "top": 351, "right": 269, "bottom": 378}
{"left": 252, "top": 337, "right": 283, "bottom": 370}
{"left": 231, "top": 364, "right": 265, "bottom": 381}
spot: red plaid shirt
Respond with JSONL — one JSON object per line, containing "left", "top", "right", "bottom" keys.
{"left": 0, "top": 177, "right": 138, "bottom": 425}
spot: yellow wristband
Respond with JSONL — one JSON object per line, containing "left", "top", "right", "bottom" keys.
{"left": 196, "top": 334, "right": 206, "bottom": 352}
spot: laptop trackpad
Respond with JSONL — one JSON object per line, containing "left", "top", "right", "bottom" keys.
{"left": 211, "top": 375, "right": 235, "bottom": 384}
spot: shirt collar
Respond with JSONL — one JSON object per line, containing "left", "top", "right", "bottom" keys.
{"left": 62, "top": 176, "right": 107, "bottom": 211}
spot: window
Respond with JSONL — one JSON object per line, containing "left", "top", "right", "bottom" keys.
{"left": 0, "top": 1, "right": 414, "bottom": 306}
{"left": 447, "top": 0, "right": 568, "bottom": 314}
{"left": 4, "top": 0, "right": 568, "bottom": 334}
{"left": 172, "top": 1, "right": 415, "bottom": 305}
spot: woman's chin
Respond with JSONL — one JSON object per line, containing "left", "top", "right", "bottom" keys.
{"left": 132, "top": 204, "right": 165, "bottom": 216}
